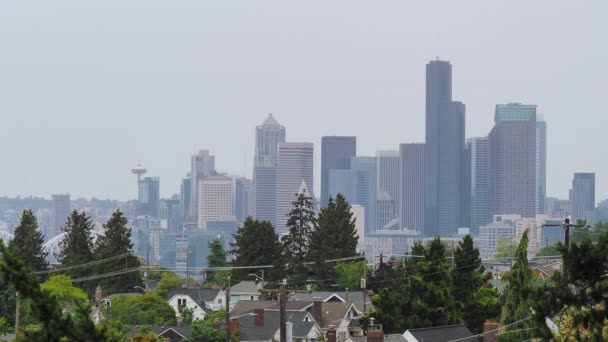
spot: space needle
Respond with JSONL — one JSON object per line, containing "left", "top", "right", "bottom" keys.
{"left": 131, "top": 164, "right": 147, "bottom": 195}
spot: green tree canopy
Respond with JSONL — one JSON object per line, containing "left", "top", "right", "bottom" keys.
{"left": 8, "top": 210, "right": 48, "bottom": 272}
{"left": 205, "top": 238, "right": 229, "bottom": 287}
{"left": 308, "top": 194, "right": 359, "bottom": 286}
{"left": 40, "top": 274, "right": 87, "bottom": 310}
{"left": 103, "top": 293, "right": 176, "bottom": 326}
{"left": 230, "top": 217, "right": 282, "bottom": 283}
{"left": 94, "top": 210, "right": 143, "bottom": 294}
{"left": 281, "top": 191, "right": 317, "bottom": 284}
{"left": 155, "top": 271, "right": 185, "bottom": 299}
{"left": 58, "top": 210, "right": 96, "bottom": 294}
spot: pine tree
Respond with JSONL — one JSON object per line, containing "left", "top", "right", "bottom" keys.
{"left": 230, "top": 218, "right": 282, "bottom": 283}
{"left": 500, "top": 229, "right": 534, "bottom": 341}
{"left": 8, "top": 210, "right": 48, "bottom": 272}
{"left": 58, "top": 210, "right": 96, "bottom": 294}
{"left": 94, "top": 210, "right": 143, "bottom": 294}
{"left": 308, "top": 194, "right": 358, "bottom": 287}
{"left": 281, "top": 191, "right": 316, "bottom": 283}
{"left": 206, "top": 238, "right": 228, "bottom": 285}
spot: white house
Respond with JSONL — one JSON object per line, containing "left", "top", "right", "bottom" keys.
{"left": 166, "top": 288, "right": 225, "bottom": 320}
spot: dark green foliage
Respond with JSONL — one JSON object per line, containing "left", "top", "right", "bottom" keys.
{"left": 94, "top": 210, "right": 143, "bottom": 295}
{"left": 536, "top": 243, "right": 560, "bottom": 257}
{"left": 453, "top": 235, "right": 500, "bottom": 333}
{"left": 370, "top": 237, "right": 460, "bottom": 333}
{"left": 155, "top": 271, "right": 185, "bottom": 298}
{"left": 230, "top": 217, "right": 282, "bottom": 283}
{"left": 308, "top": 194, "right": 358, "bottom": 287}
{"left": 366, "top": 255, "right": 396, "bottom": 294}
{"left": 0, "top": 240, "right": 110, "bottom": 341}
{"left": 206, "top": 238, "right": 228, "bottom": 286}
{"left": 178, "top": 305, "right": 194, "bottom": 326}
{"left": 532, "top": 229, "right": 608, "bottom": 340}
{"left": 8, "top": 210, "right": 48, "bottom": 273}
{"left": 499, "top": 229, "right": 534, "bottom": 341}
{"left": 190, "top": 309, "right": 233, "bottom": 342}
{"left": 281, "top": 192, "right": 317, "bottom": 283}
{"left": 103, "top": 293, "right": 176, "bottom": 326}
{"left": 58, "top": 210, "right": 96, "bottom": 294}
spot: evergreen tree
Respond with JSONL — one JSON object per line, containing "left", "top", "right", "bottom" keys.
{"left": 205, "top": 238, "right": 229, "bottom": 286}
{"left": 281, "top": 191, "right": 317, "bottom": 284}
{"left": 58, "top": 210, "right": 96, "bottom": 294}
{"left": 500, "top": 229, "right": 534, "bottom": 341}
{"left": 230, "top": 218, "right": 282, "bottom": 283}
{"left": 94, "top": 210, "right": 143, "bottom": 294}
{"left": 308, "top": 194, "right": 359, "bottom": 286}
{"left": 8, "top": 210, "right": 48, "bottom": 272}
{"left": 453, "top": 235, "right": 500, "bottom": 333}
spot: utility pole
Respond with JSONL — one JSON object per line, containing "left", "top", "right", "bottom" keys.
{"left": 145, "top": 249, "right": 150, "bottom": 292}
{"left": 362, "top": 259, "right": 368, "bottom": 314}
{"left": 186, "top": 250, "right": 190, "bottom": 289}
{"left": 15, "top": 291, "right": 20, "bottom": 333}
{"left": 225, "top": 276, "right": 231, "bottom": 342}
{"left": 564, "top": 218, "right": 570, "bottom": 248}
{"left": 280, "top": 278, "right": 287, "bottom": 342}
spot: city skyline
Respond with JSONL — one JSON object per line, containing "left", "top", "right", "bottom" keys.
{"left": 1, "top": 2, "right": 607, "bottom": 201}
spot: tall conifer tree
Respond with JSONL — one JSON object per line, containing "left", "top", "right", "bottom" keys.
{"left": 8, "top": 209, "right": 48, "bottom": 272}
{"left": 58, "top": 210, "right": 96, "bottom": 294}
{"left": 281, "top": 191, "right": 316, "bottom": 283}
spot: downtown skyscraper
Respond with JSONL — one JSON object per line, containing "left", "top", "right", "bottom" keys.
{"left": 321, "top": 136, "right": 356, "bottom": 208}
{"left": 253, "top": 114, "right": 286, "bottom": 228}
{"left": 570, "top": 173, "right": 595, "bottom": 221}
{"left": 275, "top": 142, "right": 314, "bottom": 235}
{"left": 399, "top": 143, "right": 425, "bottom": 233}
{"left": 466, "top": 137, "right": 490, "bottom": 235}
{"left": 189, "top": 150, "right": 215, "bottom": 227}
{"left": 424, "top": 59, "right": 466, "bottom": 236}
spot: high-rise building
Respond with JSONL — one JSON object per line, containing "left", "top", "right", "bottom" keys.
{"left": 51, "top": 194, "right": 71, "bottom": 238}
{"left": 235, "top": 177, "right": 253, "bottom": 222}
{"left": 570, "top": 173, "right": 595, "bottom": 221}
{"left": 161, "top": 198, "right": 181, "bottom": 233}
{"left": 467, "top": 137, "right": 490, "bottom": 235}
{"left": 198, "top": 175, "right": 233, "bottom": 230}
{"left": 253, "top": 114, "right": 286, "bottom": 228}
{"left": 399, "top": 143, "right": 425, "bottom": 233}
{"left": 376, "top": 151, "right": 400, "bottom": 229}
{"left": 190, "top": 150, "right": 215, "bottom": 225}
{"left": 35, "top": 208, "right": 52, "bottom": 241}
{"left": 424, "top": 59, "right": 466, "bottom": 236}
{"left": 180, "top": 176, "right": 192, "bottom": 229}
{"left": 489, "top": 103, "right": 537, "bottom": 219}
{"left": 348, "top": 157, "right": 377, "bottom": 233}
{"left": 275, "top": 142, "right": 314, "bottom": 235}
{"left": 321, "top": 136, "right": 356, "bottom": 207}
{"left": 137, "top": 177, "right": 160, "bottom": 218}
{"left": 536, "top": 116, "right": 547, "bottom": 214}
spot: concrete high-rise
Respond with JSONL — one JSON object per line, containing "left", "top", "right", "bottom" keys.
{"left": 344, "top": 157, "right": 377, "bottom": 233}
{"left": 376, "top": 151, "right": 400, "bottom": 229}
{"left": 489, "top": 103, "right": 537, "bottom": 219}
{"left": 399, "top": 144, "right": 425, "bottom": 233}
{"left": 467, "top": 137, "right": 490, "bottom": 235}
{"left": 138, "top": 177, "right": 160, "bottom": 218}
{"left": 179, "top": 176, "right": 191, "bottom": 228}
{"left": 275, "top": 142, "right": 314, "bottom": 235}
{"left": 198, "top": 175, "right": 233, "bottom": 230}
{"left": 190, "top": 150, "right": 215, "bottom": 226}
{"left": 424, "top": 59, "right": 466, "bottom": 236}
{"left": 321, "top": 136, "right": 356, "bottom": 207}
{"left": 235, "top": 177, "right": 253, "bottom": 222}
{"left": 253, "top": 114, "right": 286, "bottom": 227}
{"left": 570, "top": 173, "right": 595, "bottom": 221}
{"left": 51, "top": 194, "right": 71, "bottom": 238}
{"left": 536, "top": 116, "right": 547, "bottom": 214}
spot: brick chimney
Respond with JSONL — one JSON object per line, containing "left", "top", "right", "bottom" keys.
{"left": 326, "top": 325, "right": 337, "bottom": 342}
{"left": 312, "top": 297, "right": 323, "bottom": 325}
{"left": 95, "top": 286, "right": 102, "bottom": 307}
{"left": 367, "top": 323, "right": 384, "bottom": 342}
{"left": 212, "top": 318, "right": 221, "bottom": 329}
{"left": 483, "top": 320, "right": 499, "bottom": 342}
{"left": 254, "top": 308, "right": 264, "bottom": 326}
{"left": 229, "top": 318, "right": 239, "bottom": 334}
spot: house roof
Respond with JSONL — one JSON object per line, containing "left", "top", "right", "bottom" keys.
{"left": 235, "top": 311, "right": 317, "bottom": 341}
{"left": 166, "top": 288, "right": 221, "bottom": 303}
{"left": 315, "top": 302, "right": 359, "bottom": 328}
{"left": 231, "top": 300, "right": 313, "bottom": 316}
{"left": 230, "top": 280, "right": 263, "bottom": 295}
{"left": 128, "top": 325, "right": 191, "bottom": 339}
{"left": 349, "top": 334, "right": 406, "bottom": 342}
{"left": 404, "top": 324, "right": 475, "bottom": 342}
{"left": 292, "top": 291, "right": 369, "bottom": 312}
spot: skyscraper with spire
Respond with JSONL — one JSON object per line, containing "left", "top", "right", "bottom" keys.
{"left": 424, "top": 59, "right": 466, "bottom": 236}
{"left": 253, "top": 114, "right": 286, "bottom": 228}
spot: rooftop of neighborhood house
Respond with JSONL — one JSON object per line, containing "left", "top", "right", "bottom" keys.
{"left": 404, "top": 324, "right": 476, "bottom": 342}
{"left": 165, "top": 287, "right": 221, "bottom": 302}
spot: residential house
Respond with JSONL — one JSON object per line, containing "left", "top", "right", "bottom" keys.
{"left": 231, "top": 310, "right": 322, "bottom": 342}
{"left": 402, "top": 325, "right": 476, "bottom": 342}
{"left": 230, "top": 280, "right": 264, "bottom": 307}
{"left": 166, "top": 288, "right": 225, "bottom": 320}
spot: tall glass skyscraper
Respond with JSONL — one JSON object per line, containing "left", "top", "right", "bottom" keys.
{"left": 51, "top": 193, "right": 71, "bottom": 239}
{"left": 489, "top": 103, "right": 537, "bottom": 219}
{"left": 376, "top": 151, "right": 400, "bottom": 229}
{"left": 190, "top": 150, "right": 215, "bottom": 227}
{"left": 235, "top": 177, "right": 253, "bottom": 223}
{"left": 253, "top": 114, "right": 286, "bottom": 228}
{"left": 536, "top": 116, "right": 547, "bottom": 214}
{"left": 399, "top": 144, "right": 425, "bottom": 233}
{"left": 467, "top": 137, "right": 490, "bottom": 235}
{"left": 424, "top": 59, "right": 466, "bottom": 236}
{"left": 321, "top": 136, "right": 356, "bottom": 207}
{"left": 570, "top": 173, "right": 595, "bottom": 221}
{"left": 137, "top": 177, "right": 160, "bottom": 218}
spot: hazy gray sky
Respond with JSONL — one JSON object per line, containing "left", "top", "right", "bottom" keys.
{"left": 1, "top": 1, "right": 606, "bottom": 202}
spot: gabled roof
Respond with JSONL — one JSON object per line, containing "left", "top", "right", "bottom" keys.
{"left": 166, "top": 288, "right": 221, "bottom": 303}
{"left": 404, "top": 324, "right": 475, "bottom": 342}
{"left": 230, "top": 280, "right": 263, "bottom": 295}
{"left": 292, "top": 291, "right": 369, "bottom": 313}
{"left": 231, "top": 300, "right": 313, "bottom": 316}
{"left": 315, "top": 302, "right": 359, "bottom": 328}
{"left": 235, "top": 311, "right": 318, "bottom": 341}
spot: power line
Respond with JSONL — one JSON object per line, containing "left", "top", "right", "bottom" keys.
{"left": 35, "top": 253, "right": 132, "bottom": 275}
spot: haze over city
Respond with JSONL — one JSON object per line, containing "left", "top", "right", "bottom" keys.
{"left": 1, "top": 1, "right": 607, "bottom": 201}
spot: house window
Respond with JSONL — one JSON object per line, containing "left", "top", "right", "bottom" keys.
{"left": 218, "top": 298, "right": 222, "bottom": 304}
{"left": 177, "top": 298, "right": 187, "bottom": 307}
{"left": 250, "top": 296, "right": 254, "bottom": 300}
